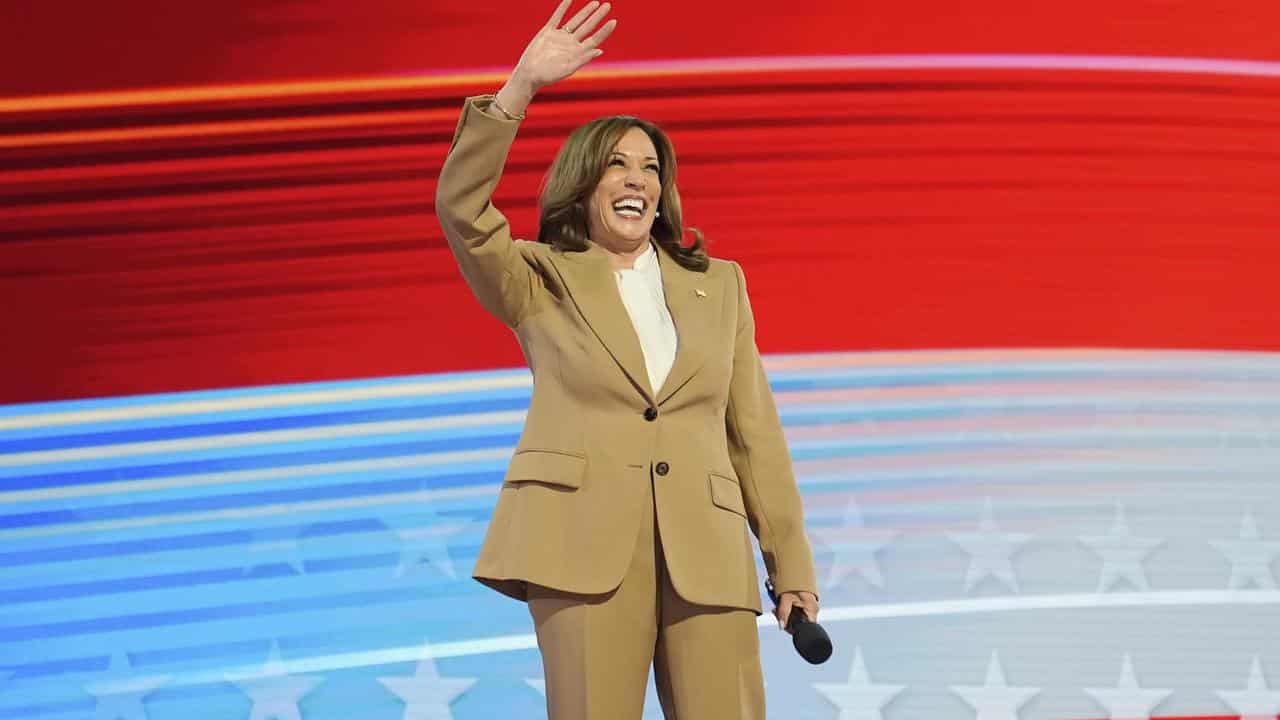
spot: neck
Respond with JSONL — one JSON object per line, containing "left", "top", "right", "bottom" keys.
{"left": 597, "top": 239, "right": 651, "bottom": 270}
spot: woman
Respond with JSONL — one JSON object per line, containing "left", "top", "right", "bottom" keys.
{"left": 435, "top": 2, "right": 819, "bottom": 717}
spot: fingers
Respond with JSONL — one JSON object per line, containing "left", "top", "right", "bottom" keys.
{"left": 562, "top": 1, "right": 601, "bottom": 33}
{"left": 571, "top": 1, "right": 612, "bottom": 41}
{"left": 583, "top": 18, "right": 617, "bottom": 49}
{"left": 777, "top": 591, "right": 819, "bottom": 631}
{"left": 776, "top": 596, "right": 794, "bottom": 631}
{"left": 801, "top": 591, "right": 819, "bottom": 622}
{"left": 543, "top": 0, "right": 571, "bottom": 30}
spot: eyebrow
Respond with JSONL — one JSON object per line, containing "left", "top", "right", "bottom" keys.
{"left": 610, "top": 151, "right": 659, "bottom": 161}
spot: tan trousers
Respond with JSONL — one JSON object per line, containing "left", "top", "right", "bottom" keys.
{"left": 527, "top": 470, "right": 766, "bottom": 719}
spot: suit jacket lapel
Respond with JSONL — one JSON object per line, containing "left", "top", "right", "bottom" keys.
{"left": 655, "top": 244, "right": 714, "bottom": 406}
{"left": 550, "top": 243, "right": 655, "bottom": 401}
{"left": 548, "top": 241, "right": 715, "bottom": 407}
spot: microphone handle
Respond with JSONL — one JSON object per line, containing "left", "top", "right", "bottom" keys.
{"left": 765, "top": 578, "right": 782, "bottom": 607}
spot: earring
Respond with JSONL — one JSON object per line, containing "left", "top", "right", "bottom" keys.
{"left": 655, "top": 210, "right": 661, "bottom": 217}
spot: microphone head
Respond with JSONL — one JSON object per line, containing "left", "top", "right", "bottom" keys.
{"left": 793, "top": 622, "right": 833, "bottom": 664}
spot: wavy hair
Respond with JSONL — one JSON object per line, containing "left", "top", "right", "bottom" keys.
{"left": 537, "top": 115, "right": 708, "bottom": 272}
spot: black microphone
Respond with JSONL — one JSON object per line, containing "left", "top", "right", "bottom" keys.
{"left": 765, "top": 579, "right": 833, "bottom": 664}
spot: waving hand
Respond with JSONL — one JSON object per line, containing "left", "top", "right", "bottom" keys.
{"left": 517, "top": 1, "right": 617, "bottom": 90}
{"left": 492, "top": 1, "right": 617, "bottom": 119}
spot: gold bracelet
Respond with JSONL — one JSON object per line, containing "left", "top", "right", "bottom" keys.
{"left": 490, "top": 95, "right": 527, "bottom": 121}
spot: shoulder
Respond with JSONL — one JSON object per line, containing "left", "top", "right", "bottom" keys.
{"left": 704, "top": 255, "right": 748, "bottom": 295}
{"left": 704, "top": 255, "right": 740, "bottom": 277}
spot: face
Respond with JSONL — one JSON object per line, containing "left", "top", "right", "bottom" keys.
{"left": 585, "top": 126, "right": 662, "bottom": 252}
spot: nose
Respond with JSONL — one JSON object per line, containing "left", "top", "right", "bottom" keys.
{"left": 624, "top": 168, "right": 646, "bottom": 190}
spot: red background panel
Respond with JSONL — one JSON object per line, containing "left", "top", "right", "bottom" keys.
{"left": 3, "top": 3, "right": 1280, "bottom": 404}
{"left": 4, "top": 1, "right": 1280, "bottom": 96}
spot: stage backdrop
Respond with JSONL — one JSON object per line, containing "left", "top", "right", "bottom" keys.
{"left": 3, "top": 2, "right": 1280, "bottom": 720}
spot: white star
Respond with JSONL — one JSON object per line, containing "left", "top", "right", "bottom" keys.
{"left": 242, "top": 526, "right": 305, "bottom": 575}
{"left": 84, "top": 652, "right": 169, "bottom": 720}
{"left": 227, "top": 640, "right": 323, "bottom": 720}
{"left": 811, "top": 498, "right": 898, "bottom": 590}
{"left": 390, "top": 520, "right": 469, "bottom": 580}
{"left": 378, "top": 642, "right": 476, "bottom": 719}
{"left": 1083, "top": 654, "right": 1172, "bottom": 720}
{"left": 1079, "top": 504, "right": 1163, "bottom": 592}
{"left": 813, "top": 646, "right": 905, "bottom": 720}
{"left": 1210, "top": 511, "right": 1280, "bottom": 590}
{"left": 1215, "top": 655, "right": 1280, "bottom": 720}
{"left": 949, "top": 650, "right": 1039, "bottom": 720}
{"left": 947, "top": 498, "right": 1032, "bottom": 593}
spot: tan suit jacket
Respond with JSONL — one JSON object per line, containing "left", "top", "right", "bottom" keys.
{"left": 436, "top": 95, "right": 817, "bottom": 614}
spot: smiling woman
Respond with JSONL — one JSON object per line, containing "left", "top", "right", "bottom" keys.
{"left": 537, "top": 117, "right": 708, "bottom": 272}
{"left": 432, "top": 1, "right": 819, "bottom": 717}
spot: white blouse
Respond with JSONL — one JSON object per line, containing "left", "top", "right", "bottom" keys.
{"left": 614, "top": 242, "right": 678, "bottom": 395}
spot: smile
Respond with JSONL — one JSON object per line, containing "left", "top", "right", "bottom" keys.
{"left": 612, "top": 197, "right": 647, "bottom": 218}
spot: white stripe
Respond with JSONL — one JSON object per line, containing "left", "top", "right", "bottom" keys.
{"left": 9, "top": 349, "right": 1278, "bottom": 433}
{"left": 0, "top": 447, "right": 516, "bottom": 505}
{"left": 786, "top": 426, "right": 1278, "bottom": 449}
{"left": 776, "top": 589, "right": 1280, "bottom": 625}
{"left": 148, "top": 589, "right": 1280, "bottom": 688}
{"left": 779, "top": 392, "right": 1280, "bottom": 412}
{"left": 204, "top": 634, "right": 540, "bottom": 686}
{"left": 3, "top": 392, "right": 1271, "bottom": 495}
{"left": 5, "top": 446, "right": 1275, "bottom": 541}
{"left": 611, "top": 53, "right": 1280, "bottom": 79}
{"left": 0, "top": 411, "right": 526, "bottom": 467}
{"left": 0, "top": 375, "right": 531, "bottom": 432}
{"left": 8, "top": 390, "right": 1277, "bottom": 468}
{"left": 10, "top": 55, "right": 1280, "bottom": 117}
{"left": 0, "top": 484, "right": 501, "bottom": 541}
{"left": 764, "top": 348, "right": 1280, "bottom": 372}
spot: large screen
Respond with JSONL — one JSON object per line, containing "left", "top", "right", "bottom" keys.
{"left": 3, "top": 2, "right": 1279, "bottom": 719}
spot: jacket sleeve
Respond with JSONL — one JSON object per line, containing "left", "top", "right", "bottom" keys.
{"left": 435, "top": 94, "right": 539, "bottom": 328}
{"left": 725, "top": 260, "right": 819, "bottom": 600}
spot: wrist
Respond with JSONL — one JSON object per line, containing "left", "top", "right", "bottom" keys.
{"left": 505, "top": 69, "right": 540, "bottom": 99}
{"left": 492, "top": 76, "right": 536, "bottom": 122}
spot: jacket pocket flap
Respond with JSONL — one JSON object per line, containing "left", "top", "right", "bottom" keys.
{"left": 709, "top": 472, "right": 746, "bottom": 517}
{"left": 503, "top": 450, "right": 586, "bottom": 489}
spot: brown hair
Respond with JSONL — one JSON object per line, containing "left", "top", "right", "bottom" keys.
{"left": 537, "top": 116, "right": 708, "bottom": 272}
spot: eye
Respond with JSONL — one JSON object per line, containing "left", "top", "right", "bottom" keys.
{"left": 609, "top": 157, "right": 625, "bottom": 167}
{"left": 646, "top": 164, "right": 660, "bottom": 173}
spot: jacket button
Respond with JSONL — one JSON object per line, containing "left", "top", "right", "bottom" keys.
{"left": 655, "top": 462, "right": 670, "bottom": 476}
{"left": 644, "top": 407, "right": 658, "bottom": 421}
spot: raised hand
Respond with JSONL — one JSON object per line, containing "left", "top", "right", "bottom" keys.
{"left": 513, "top": 1, "right": 617, "bottom": 92}
{"left": 488, "top": 1, "right": 616, "bottom": 120}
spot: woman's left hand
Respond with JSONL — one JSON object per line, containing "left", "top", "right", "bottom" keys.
{"left": 775, "top": 590, "right": 819, "bottom": 633}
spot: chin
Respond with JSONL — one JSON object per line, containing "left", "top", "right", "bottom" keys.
{"left": 609, "top": 226, "right": 652, "bottom": 244}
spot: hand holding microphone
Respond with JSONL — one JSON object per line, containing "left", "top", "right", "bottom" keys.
{"left": 766, "top": 579, "right": 832, "bottom": 664}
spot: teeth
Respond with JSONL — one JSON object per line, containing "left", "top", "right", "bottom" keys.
{"left": 612, "top": 198, "right": 645, "bottom": 212}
